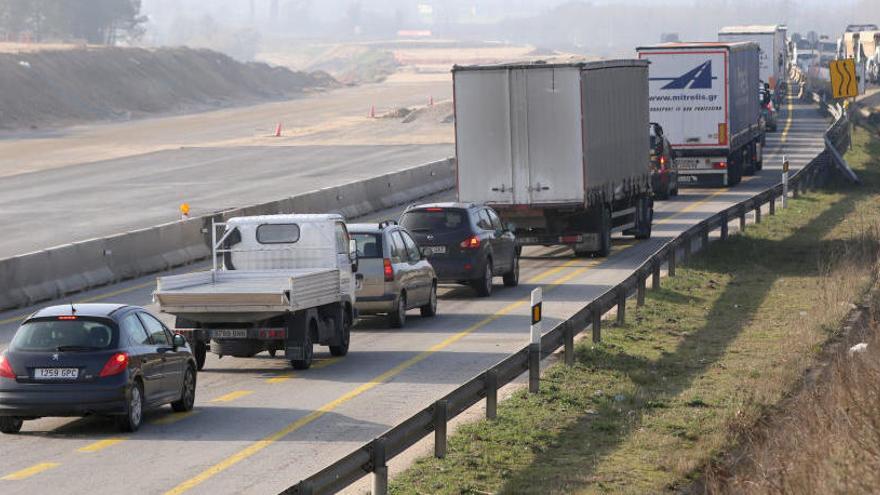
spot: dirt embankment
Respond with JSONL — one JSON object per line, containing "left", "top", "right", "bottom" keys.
{"left": 0, "top": 46, "right": 337, "bottom": 130}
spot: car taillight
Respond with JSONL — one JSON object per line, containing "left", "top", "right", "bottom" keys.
{"left": 659, "top": 155, "right": 667, "bottom": 170}
{"left": 0, "top": 355, "right": 14, "bottom": 379}
{"left": 712, "top": 161, "right": 728, "bottom": 170}
{"left": 460, "top": 236, "right": 481, "bottom": 249}
{"left": 383, "top": 258, "right": 394, "bottom": 282}
{"left": 99, "top": 352, "right": 129, "bottom": 378}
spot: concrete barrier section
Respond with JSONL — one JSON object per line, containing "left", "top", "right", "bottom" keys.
{"left": 0, "top": 158, "right": 456, "bottom": 312}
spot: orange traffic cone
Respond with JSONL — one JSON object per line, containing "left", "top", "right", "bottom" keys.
{"left": 274, "top": 122, "right": 282, "bottom": 137}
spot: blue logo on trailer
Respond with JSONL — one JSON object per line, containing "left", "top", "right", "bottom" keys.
{"left": 650, "top": 61, "right": 717, "bottom": 89}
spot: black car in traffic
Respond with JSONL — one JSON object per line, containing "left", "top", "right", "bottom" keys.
{"left": 400, "top": 202, "right": 519, "bottom": 297}
{"left": 0, "top": 304, "right": 197, "bottom": 433}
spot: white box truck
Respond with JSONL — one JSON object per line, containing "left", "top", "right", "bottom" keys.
{"left": 637, "top": 42, "right": 764, "bottom": 187}
{"left": 453, "top": 60, "right": 654, "bottom": 257}
{"left": 719, "top": 25, "right": 788, "bottom": 93}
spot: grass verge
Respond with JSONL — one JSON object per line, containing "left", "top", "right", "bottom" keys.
{"left": 389, "top": 127, "right": 880, "bottom": 495}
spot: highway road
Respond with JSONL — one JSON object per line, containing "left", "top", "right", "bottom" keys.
{"left": 0, "top": 79, "right": 453, "bottom": 259}
{"left": 0, "top": 96, "right": 828, "bottom": 494}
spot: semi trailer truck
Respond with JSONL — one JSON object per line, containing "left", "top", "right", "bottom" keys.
{"left": 637, "top": 42, "right": 764, "bottom": 187}
{"left": 453, "top": 60, "right": 654, "bottom": 257}
{"left": 719, "top": 25, "right": 788, "bottom": 95}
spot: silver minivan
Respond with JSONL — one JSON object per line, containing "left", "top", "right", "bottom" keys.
{"left": 348, "top": 221, "right": 438, "bottom": 328}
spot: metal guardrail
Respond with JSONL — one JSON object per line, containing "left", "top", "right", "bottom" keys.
{"left": 280, "top": 88, "right": 854, "bottom": 495}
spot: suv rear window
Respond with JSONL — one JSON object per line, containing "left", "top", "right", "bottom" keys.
{"left": 11, "top": 319, "right": 117, "bottom": 351}
{"left": 351, "top": 233, "right": 382, "bottom": 258}
{"left": 400, "top": 209, "right": 467, "bottom": 233}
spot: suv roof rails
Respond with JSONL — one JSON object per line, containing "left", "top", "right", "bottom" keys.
{"left": 378, "top": 220, "right": 398, "bottom": 229}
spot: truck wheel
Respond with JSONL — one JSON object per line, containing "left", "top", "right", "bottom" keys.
{"left": 420, "top": 283, "right": 438, "bottom": 317}
{"left": 634, "top": 197, "right": 653, "bottom": 240}
{"left": 728, "top": 159, "right": 742, "bottom": 186}
{"left": 0, "top": 417, "right": 23, "bottom": 434}
{"left": 503, "top": 254, "right": 520, "bottom": 287}
{"left": 329, "top": 310, "right": 351, "bottom": 356}
{"left": 473, "top": 260, "right": 494, "bottom": 297}
{"left": 194, "top": 341, "right": 207, "bottom": 371}
{"left": 596, "top": 208, "right": 612, "bottom": 257}
{"left": 291, "top": 327, "right": 314, "bottom": 370}
{"left": 389, "top": 293, "right": 407, "bottom": 328}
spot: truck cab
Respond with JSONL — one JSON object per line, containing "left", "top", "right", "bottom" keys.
{"left": 154, "top": 214, "right": 358, "bottom": 370}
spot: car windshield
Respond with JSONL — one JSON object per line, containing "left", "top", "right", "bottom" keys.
{"left": 11, "top": 319, "right": 117, "bottom": 352}
{"left": 351, "top": 233, "right": 382, "bottom": 258}
{"left": 400, "top": 209, "right": 467, "bottom": 233}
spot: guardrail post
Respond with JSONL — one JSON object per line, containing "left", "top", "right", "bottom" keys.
{"left": 682, "top": 235, "right": 691, "bottom": 263}
{"left": 793, "top": 178, "right": 800, "bottom": 198}
{"left": 372, "top": 438, "right": 388, "bottom": 495}
{"left": 739, "top": 211, "right": 746, "bottom": 233}
{"left": 721, "top": 213, "right": 729, "bottom": 240}
{"left": 563, "top": 324, "right": 575, "bottom": 366}
{"left": 701, "top": 226, "right": 709, "bottom": 251}
{"left": 652, "top": 259, "right": 661, "bottom": 289}
{"left": 485, "top": 369, "right": 498, "bottom": 420}
{"left": 529, "top": 288, "right": 542, "bottom": 394}
{"left": 668, "top": 246, "right": 676, "bottom": 277}
{"left": 591, "top": 307, "right": 601, "bottom": 343}
{"left": 755, "top": 204, "right": 762, "bottom": 224}
{"left": 637, "top": 275, "right": 646, "bottom": 307}
{"left": 782, "top": 157, "right": 789, "bottom": 209}
{"left": 434, "top": 400, "right": 448, "bottom": 459}
{"left": 616, "top": 288, "right": 626, "bottom": 326}
{"left": 769, "top": 195, "right": 776, "bottom": 216}
{"left": 529, "top": 342, "right": 540, "bottom": 393}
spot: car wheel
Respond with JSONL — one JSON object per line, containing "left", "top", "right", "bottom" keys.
{"left": 389, "top": 293, "right": 407, "bottom": 328}
{"left": 171, "top": 367, "right": 196, "bottom": 413}
{"left": 473, "top": 260, "right": 494, "bottom": 297}
{"left": 503, "top": 254, "right": 520, "bottom": 287}
{"left": 194, "top": 341, "right": 207, "bottom": 371}
{"left": 0, "top": 416, "right": 24, "bottom": 434}
{"left": 329, "top": 310, "right": 351, "bottom": 356}
{"left": 420, "top": 283, "right": 438, "bottom": 317}
{"left": 291, "top": 324, "right": 315, "bottom": 370}
{"left": 117, "top": 381, "right": 144, "bottom": 433}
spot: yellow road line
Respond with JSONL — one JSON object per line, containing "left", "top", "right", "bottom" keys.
{"left": 151, "top": 411, "right": 201, "bottom": 426}
{"left": 1, "top": 462, "right": 60, "bottom": 481}
{"left": 210, "top": 390, "right": 253, "bottom": 403}
{"left": 312, "top": 357, "right": 342, "bottom": 370}
{"left": 77, "top": 437, "right": 127, "bottom": 453}
{"left": 781, "top": 97, "right": 794, "bottom": 142}
{"left": 265, "top": 373, "right": 294, "bottom": 384}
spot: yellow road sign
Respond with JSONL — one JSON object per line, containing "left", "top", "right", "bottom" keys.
{"left": 830, "top": 59, "right": 858, "bottom": 99}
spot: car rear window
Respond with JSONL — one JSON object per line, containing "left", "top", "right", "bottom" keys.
{"left": 11, "top": 318, "right": 117, "bottom": 352}
{"left": 351, "top": 233, "right": 382, "bottom": 258}
{"left": 400, "top": 209, "right": 467, "bottom": 233}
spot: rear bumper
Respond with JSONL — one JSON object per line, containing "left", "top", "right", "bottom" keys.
{"left": 0, "top": 382, "right": 128, "bottom": 417}
{"left": 355, "top": 294, "right": 396, "bottom": 313}
{"left": 677, "top": 170, "right": 727, "bottom": 187}
{"left": 428, "top": 256, "right": 485, "bottom": 282}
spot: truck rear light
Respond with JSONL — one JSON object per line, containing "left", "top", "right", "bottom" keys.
{"left": 559, "top": 235, "right": 583, "bottom": 244}
{"left": 0, "top": 355, "right": 15, "bottom": 379}
{"left": 718, "top": 123, "right": 728, "bottom": 145}
{"left": 460, "top": 236, "right": 481, "bottom": 249}
{"left": 712, "top": 161, "right": 728, "bottom": 170}
{"left": 258, "top": 329, "right": 286, "bottom": 339}
{"left": 99, "top": 352, "right": 129, "bottom": 378}
{"left": 383, "top": 258, "right": 394, "bottom": 282}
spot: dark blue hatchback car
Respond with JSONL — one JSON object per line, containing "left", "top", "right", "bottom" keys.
{"left": 0, "top": 303, "right": 197, "bottom": 433}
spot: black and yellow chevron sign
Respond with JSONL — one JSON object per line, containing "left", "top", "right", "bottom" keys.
{"left": 830, "top": 59, "right": 858, "bottom": 99}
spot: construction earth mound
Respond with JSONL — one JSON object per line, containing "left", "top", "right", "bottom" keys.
{"left": 0, "top": 46, "right": 337, "bottom": 130}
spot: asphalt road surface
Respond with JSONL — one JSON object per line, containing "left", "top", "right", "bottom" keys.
{"left": 0, "top": 96, "right": 828, "bottom": 494}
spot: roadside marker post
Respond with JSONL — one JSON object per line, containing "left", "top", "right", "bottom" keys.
{"left": 782, "top": 155, "right": 790, "bottom": 208}
{"left": 529, "top": 288, "right": 542, "bottom": 394}
{"left": 179, "top": 202, "right": 190, "bottom": 221}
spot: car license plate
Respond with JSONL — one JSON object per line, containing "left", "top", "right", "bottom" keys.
{"left": 675, "top": 158, "right": 703, "bottom": 170}
{"left": 212, "top": 329, "right": 249, "bottom": 339}
{"left": 34, "top": 368, "right": 78, "bottom": 380}
{"left": 421, "top": 246, "right": 446, "bottom": 255}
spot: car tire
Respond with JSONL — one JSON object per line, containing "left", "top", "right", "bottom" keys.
{"left": 329, "top": 310, "right": 351, "bottom": 356}
{"left": 389, "top": 293, "right": 407, "bottom": 328}
{"left": 0, "top": 416, "right": 23, "bottom": 434}
{"left": 291, "top": 325, "right": 314, "bottom": 370}
{"left": 117, "top": 381, "right": 144, "bottom": 433}
{"left": 473, "top": 260, "right": 494, "bottom": 297}
{"left": 171, "top": 366, "right": 196, "bottom": 413}
{"left": 420, "top": 284, "right": 438, "bottom": 317}
{"left": 503, "top": 254, "right": 520, "bottom": 287}
{"left": 194, "top": 341, "right": 207, "bottom": 371}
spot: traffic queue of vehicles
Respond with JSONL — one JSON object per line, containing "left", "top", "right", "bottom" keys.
{"left": 0, "top": 28, "right": 781, "bottom": 433}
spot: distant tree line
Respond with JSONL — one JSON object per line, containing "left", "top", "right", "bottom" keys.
{"left": 0, "top": 0, "right": 145, "bottom": 44}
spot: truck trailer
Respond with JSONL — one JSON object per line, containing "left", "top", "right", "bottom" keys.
{"left": 719, "top": 25, "right": 788, "bottom": 93}
{"left": 453, "top": 60, "right": 654, "bottom": 257}
{"left": 637, "top": 42, "right": 764, "bottom": 187}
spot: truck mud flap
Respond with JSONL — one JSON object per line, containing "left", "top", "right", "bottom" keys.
{"left": 284, "top": 311, "right": 310, "bottom": 361}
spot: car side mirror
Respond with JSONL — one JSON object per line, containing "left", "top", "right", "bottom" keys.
{"left": 173, "top": 334, "right": 187, "bottom": 349}
{"left": 348, "top": 239, "right": 359, "bottom": 272}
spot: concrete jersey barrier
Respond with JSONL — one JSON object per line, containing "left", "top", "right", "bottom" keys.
{"left": 0, "top": 158, "right": 455, "bottom": 312}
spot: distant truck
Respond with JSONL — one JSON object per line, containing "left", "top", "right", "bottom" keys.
{"left": 719, "top": 25, "right": 788, "bottom": 94}
{"left": 154, "top": 214, "right": 358, "bottom": 370}
{"left": 453, "top": 60, "right": 654, "bottom": 257}
{"left": 637, "top": 42, "right": 764, "bottom": 187}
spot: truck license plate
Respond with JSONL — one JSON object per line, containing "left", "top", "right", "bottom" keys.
{"left": 212, "top": 329, "right": 249, "bottom": 339}
{"left": 34, "top": 368, "right": 78, "bottom": 380}
{"left": 679, "top": 175, "right": 698, "bottom": 183}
